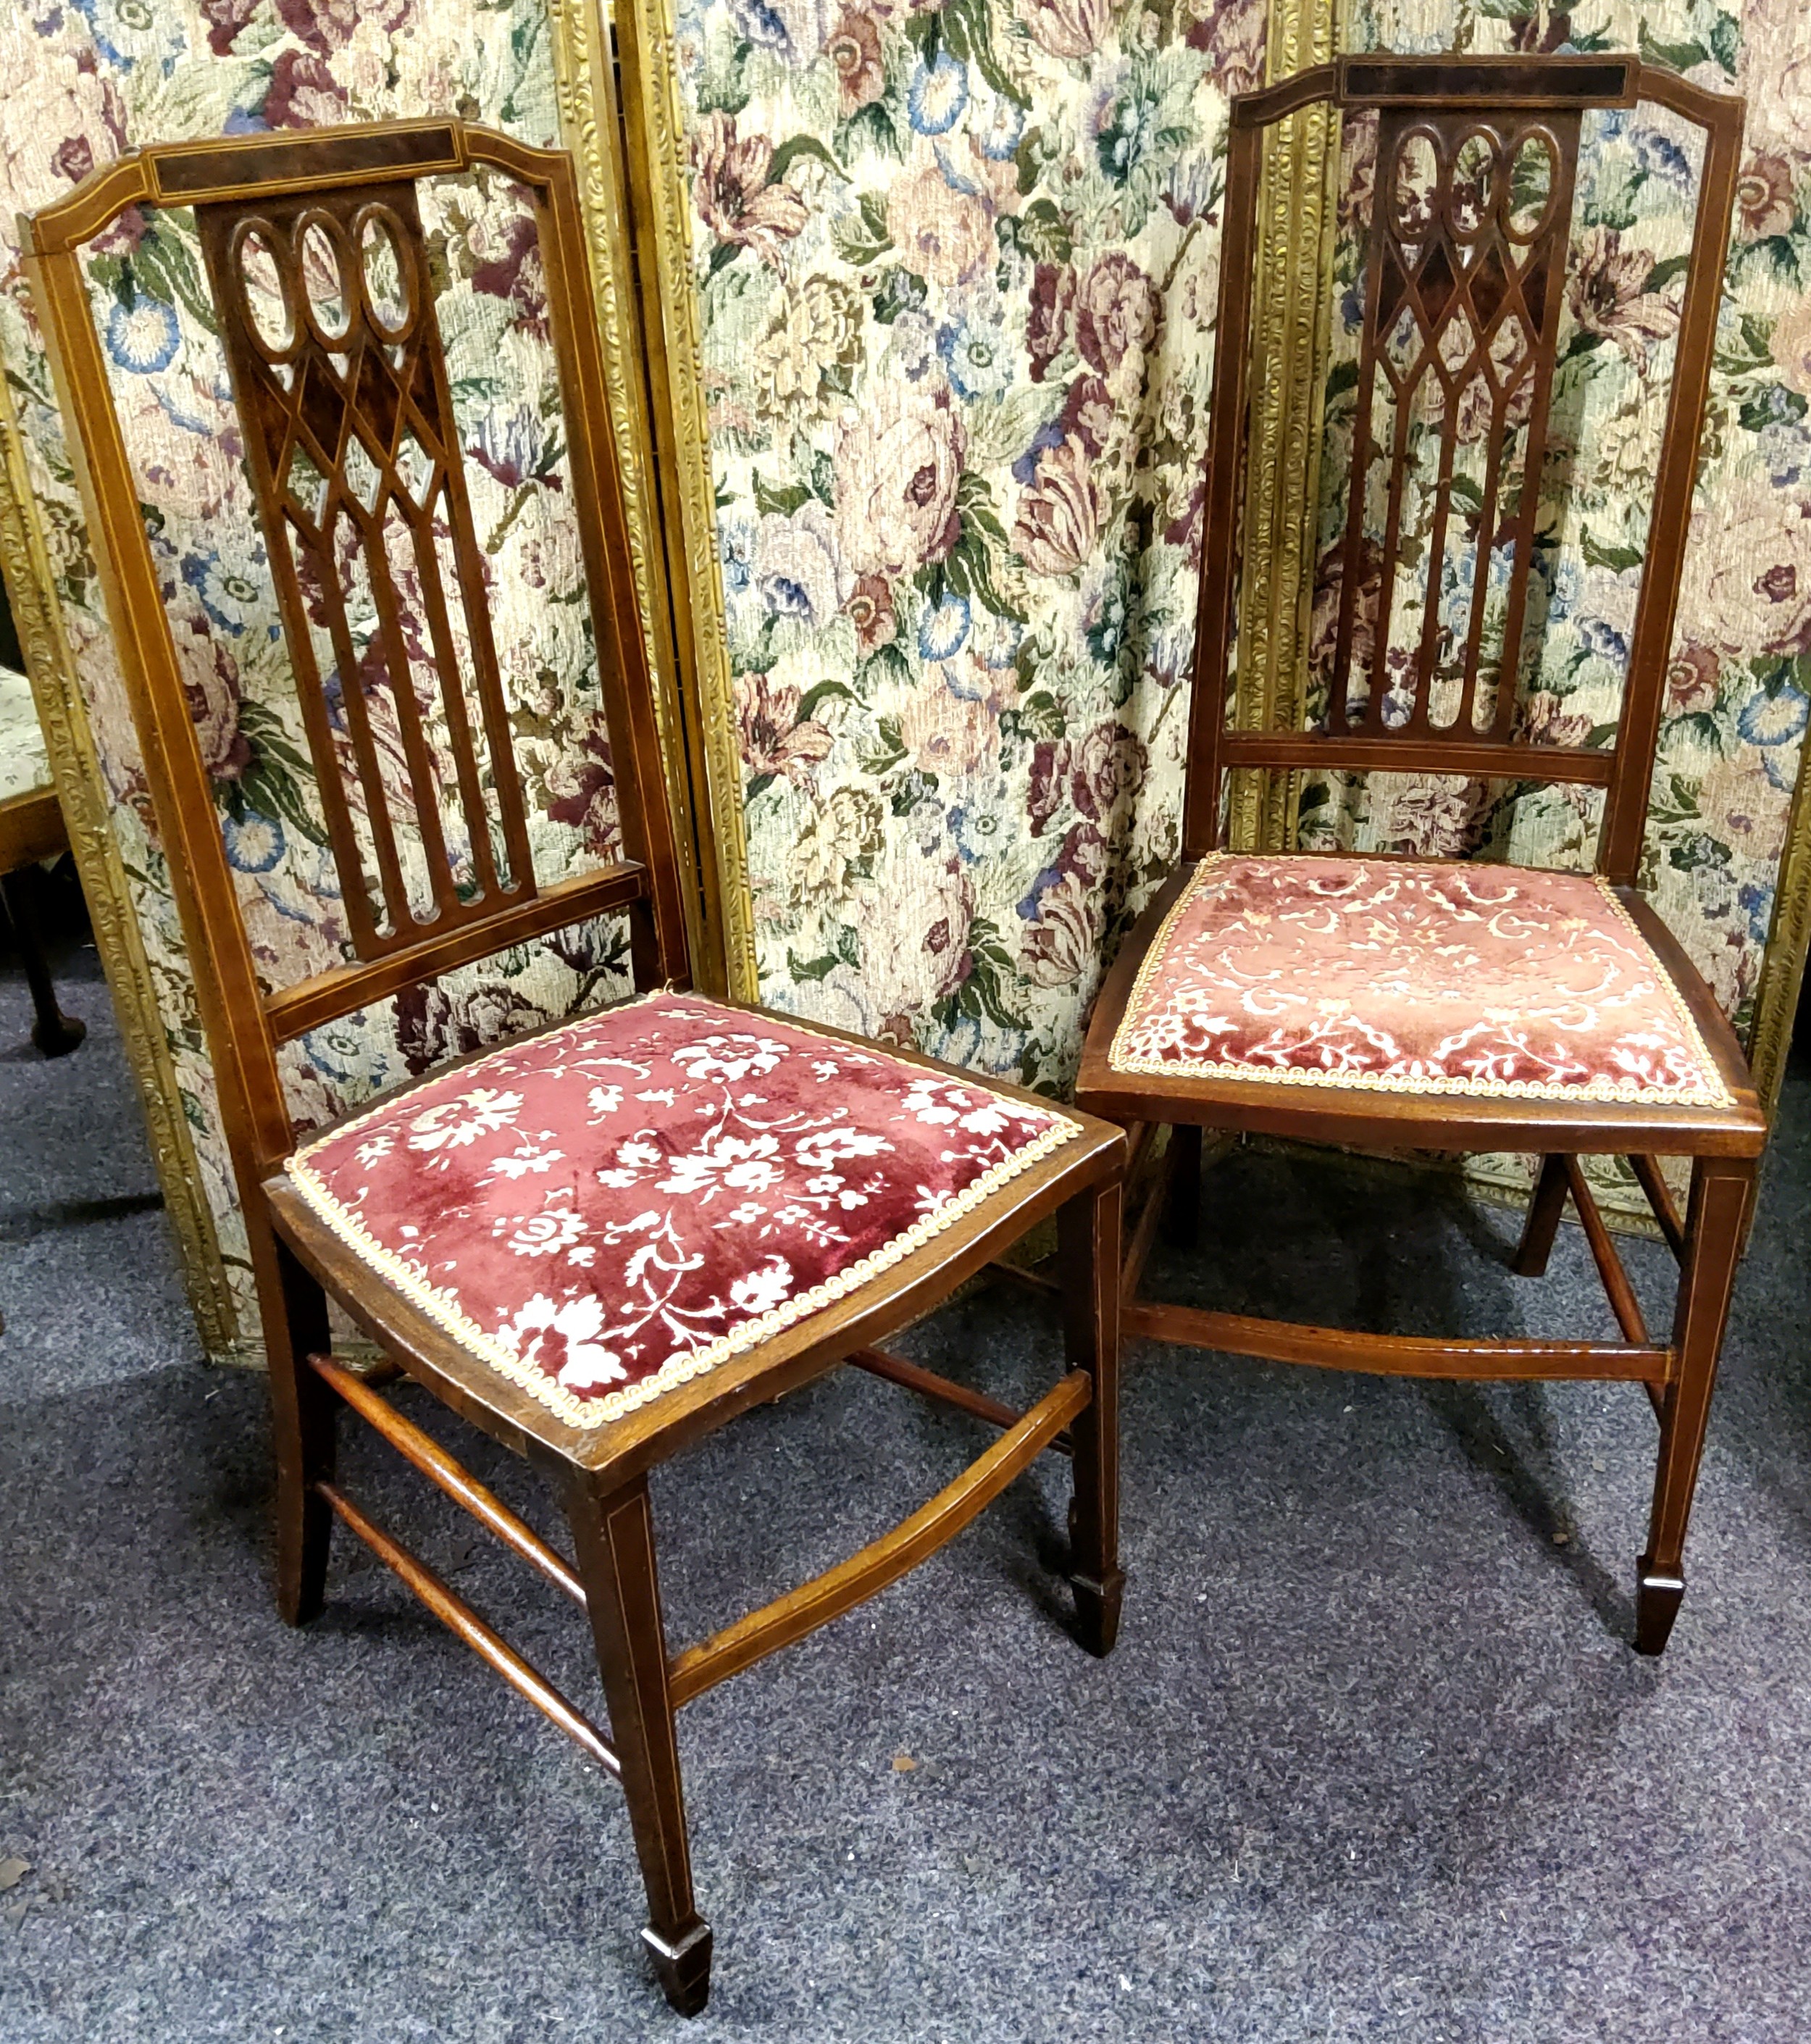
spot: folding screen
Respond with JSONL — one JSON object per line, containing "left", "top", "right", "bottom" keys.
{"left": 619, "top": 0, "right": 1811, "bottom": 1228}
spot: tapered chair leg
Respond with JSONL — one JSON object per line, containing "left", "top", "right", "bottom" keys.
{"left": 1636, "top": 1155, "right": 1754, "bottom": 1656}
{"left": 1512, "top": 1153, "right": 1570, "bottom": 1277}
{"left": 569, "top": 1475, "right": 712, "bottom": 2016}
{"left": 1164, "top": 1124, "right": 1203, "bottom": 1247}
{"left": 1, "top": 868, "right": 85, "bottom": 1057}
{"left": 257, "top": 1225, "right": 338, "bottom": 1625}
{"left": 1061, "top": 1177, "right": 1125, "bottom": 1658}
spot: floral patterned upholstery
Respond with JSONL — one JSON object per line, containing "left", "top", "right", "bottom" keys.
{"left": 287, "top": 993, "right": 1078, "bottom": 1430}
{"left": 1108, "top": 855, "right": 1733, "bottom": 1108}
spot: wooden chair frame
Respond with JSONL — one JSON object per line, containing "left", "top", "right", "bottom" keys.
{"left": 1076, "top": 55, "right": 1762, "bottom": 1656}
{"left": 24, "top": 121, "right": 1125, "bottom": 2015}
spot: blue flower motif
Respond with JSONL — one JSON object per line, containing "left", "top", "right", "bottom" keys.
{"left": 181, "top": 550, "right": 266, "bottom": 636}
{"left": 948, "top": 780, "right": 1011, "bottom": 864}
{"left": 1017, "top": 863, "right": 1063, "bottom": 921}
{"left": 937, "top": 315, "right": 1011, "bottom": 402}
{"left": 974, "top": 92, "right": 1025, "bottom": 162}
{"left": 106, "top": 295, "right": 180, "bottom": 375}
{"left": 1578, "top": 614, "right": 1631, "bottom": 664}
{"left": 719, "top": 517, "right": 756, "bottom": 595}
{"left": 1739, "top": 685, "right": 1810, "bottom": 748}
{"left": 1634, "top": 126, "right": 1691, "bottom": 186}
{"left": 1760, "top": 422, "right": 1811, "bottom": 488}
{"left": 222, "top": 809, "right": 285, "bottom": 875}
{"left": 1740, "top": 880, "right": 1777, "bottom": 945}
{"left": 1012, "top": 420, "right": 1065, "bottom": 488}
{"left": 909, "top": 54, "right": 970, "bottom": 138}
{"left": 919, "top": 592, "right": 971, "bottom": 662}
{"left": 937, "top": 1011, "right": 986, "bottom": 1066}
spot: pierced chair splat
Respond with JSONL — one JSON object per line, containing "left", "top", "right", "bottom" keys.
{"left": 24, "top": 120, "right": 1126, "bottom": 2017}
{"left": 1076, "top": 54, "right": 1761, "bottom": 1656}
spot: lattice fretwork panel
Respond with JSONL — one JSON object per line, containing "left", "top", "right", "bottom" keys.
{"left": 1326, "top": 109, "right": 1582, "bottom": 746}
{"left": 197, "top": 185, "right": 536, "bottom": 960}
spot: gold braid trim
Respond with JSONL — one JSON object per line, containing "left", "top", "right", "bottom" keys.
{"left": 285, "top": 993, "right": 1082, "bottom": 1431}
{"left": 1109, "top": 856, "right": 1736, "bottom": 1109}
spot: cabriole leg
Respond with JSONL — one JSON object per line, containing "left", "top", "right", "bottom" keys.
{"left": 569, "top": 1475, "right": 712, "bottom": 2016}
{"left": 1636, "top": 1154, "right": 1754, "bottom": 1656}
{"left": 1061, "top": 1177, "right": 1125, "bottom": 1658}
{"left": 1512, "top": 1153, "right": 1570, "bottom": 1277}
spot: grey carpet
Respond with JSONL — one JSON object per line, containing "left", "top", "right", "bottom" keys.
{"left": 3, "top": 939, "right": 1810, "bottom": 2043}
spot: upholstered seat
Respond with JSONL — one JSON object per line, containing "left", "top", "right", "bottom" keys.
{"left": 1106, "top": 854, "right": 1732, "bottom": 1109}
{"left": 287, "top": 992, "right": 1080, "bottom": 1431}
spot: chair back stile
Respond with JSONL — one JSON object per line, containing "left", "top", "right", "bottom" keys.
{"left": 1181, "top": 56, "right": 1744, "bottom": 881}
{"left": 21, "top": 122, "right": 691, "bottom": 1193}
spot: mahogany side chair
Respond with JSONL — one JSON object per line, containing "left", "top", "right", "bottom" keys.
{"left": 1077, "top": 54, "right": 1758, "bottom": 1656}
{"left": 25, "top": 122, "right": 1124, "bottom": 2014}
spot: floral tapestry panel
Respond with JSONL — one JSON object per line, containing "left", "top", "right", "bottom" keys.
{"left": 0, "top": 4, "right": 625, "bottom": 1345}
{"left": 1326, "top": 1, "right": 1811, "bottom": 1053}
{"left": 673, "top": 0, "right": 1266, "bottom": 1088}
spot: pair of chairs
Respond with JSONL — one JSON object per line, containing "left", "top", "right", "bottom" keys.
{"left": 24, "top": 54, "right": 1757, "bottom": 2015}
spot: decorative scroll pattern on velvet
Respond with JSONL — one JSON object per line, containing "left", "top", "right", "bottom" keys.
{"left": 1109, "top": 854, "right": 1733, "bottom": 1105}
{"left": 287, "top": 992, "right": 1078, "bottom": 1427}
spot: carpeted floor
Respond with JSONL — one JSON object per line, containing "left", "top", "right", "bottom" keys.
{"left": 4, "top": 938, "right": 1810, "bottom": 2043}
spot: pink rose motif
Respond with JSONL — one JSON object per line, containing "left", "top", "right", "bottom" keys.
{"left": 898, "top": 680, "right": 996, "bottom": 777}
{"left": 834, "top": 379, "right": 966, "bottom": 579}
{"left": 1185, "top": 0, "right": 1267, "bottom": 91}
{"left": 827, "top": 9, "right": 887, "bottom": 114}
{"left": 1026, "top": 263, "right": 1077, "bottom": 384}
{"left": 1070, "top": 719, "right": 1148, "bottom": 820}
{"left": 884, "top": 149, "right": 994, "bottom": 288}
{"left": 264, "top": 49, "right": 350, "bottom": 128}
{"left": 543, "top": 725, "right": 623, "bottom": 861}
{"left": 845, "top": 573, "right": 897, "bottom": 651}
{"left": 1013, "top": 436, "right": 1100, "bottom": 578}
{"left": 1738, "top": 153, "right": 1797, "bottom": 241}
{"left": 1666, "top": 643, "right": 1722, "bottom": 717}
{"left": 1678, "top": 474, "right": 1811, "bottom": 656}
{"left": 275, "top": 0, "right": 409, "bottom": 54}
{"left": 691, "top": 112, "right": 810, "bottom": 268}
{"left": 1376, "top": 775, "right": 1490, "bottom": 858}
{"left": 1016, "top": 0, "right": 1110, "bottom": 58}
{"left": 470, "top": 214, "right": 550, "bottom": 335}
{"left": 1073, "top": 252, "right": 1162, "bottom": 384}
{"left": 165, "top": 591, "right": 251, "bottom": 785}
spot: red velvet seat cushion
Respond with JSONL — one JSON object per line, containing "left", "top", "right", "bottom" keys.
{"left": 1108, "top": 854, "right": 1731, "bottom": 1107}
{"left": 287, "top": 993, "right": 1078, "bottom": 1430}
